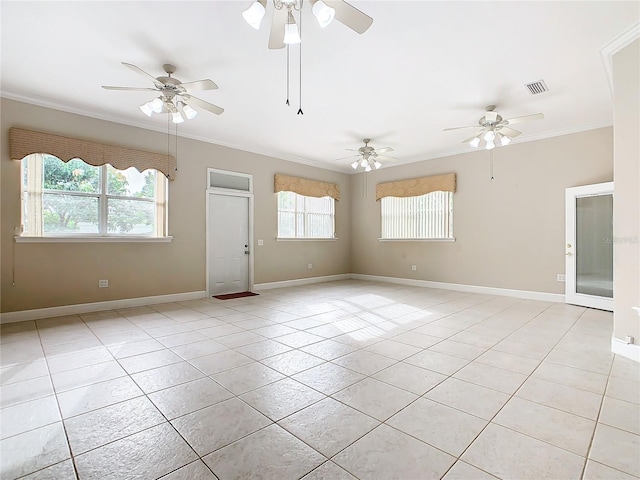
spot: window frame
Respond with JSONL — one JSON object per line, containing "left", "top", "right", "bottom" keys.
{"left": 379, "top": 190, "right": 455, "bottom": 242}
{"left": 276, "top": 191, "right": 336, "bottom": 240}
{"left": 19, "top": 154, "right": 169, "bottom": 241}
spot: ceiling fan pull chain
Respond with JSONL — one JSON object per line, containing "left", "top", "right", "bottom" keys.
{"left": 285, "top": 45, "right": 290, "bottom": 106}
{"left": 297, "top": 9, "right": 303, "bottom": 115}
{"left": 490, "top": 149, "right": 494, "bottom": 181}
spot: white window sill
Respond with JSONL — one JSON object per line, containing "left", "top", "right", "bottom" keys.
{"left": 15, "top": 236, "right": 173, "bottom": 243}
{"left": 378, "top": 238, "right": 456, "bottom": 242}
{"left": 277, "top": 238, "right": 338, "bottom": 241}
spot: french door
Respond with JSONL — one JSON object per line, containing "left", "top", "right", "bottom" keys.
{"left": 565, "top": 182, "right": 614, "bottom": 311}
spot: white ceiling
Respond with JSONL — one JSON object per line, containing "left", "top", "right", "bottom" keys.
{"left": 1, "top": 1, "right": 638, "bottom": 172}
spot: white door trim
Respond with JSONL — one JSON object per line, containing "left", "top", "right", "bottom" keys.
{"left": 206, "top": 187, "right": 254, "bottom": 297}
{"left": 565, "top": 181, "right": 614, "bottom": 311}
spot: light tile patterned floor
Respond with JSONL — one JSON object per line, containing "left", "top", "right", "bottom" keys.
{"left": 1, "top": 280, "right": 639, "bottom": 480}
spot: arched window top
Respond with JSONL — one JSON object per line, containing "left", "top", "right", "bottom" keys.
{"left": 10, "top": 127, "right": 176, "bottom": 180}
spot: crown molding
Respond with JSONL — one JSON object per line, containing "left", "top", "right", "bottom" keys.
{"left": 600, "top": 22, "right": 640, "bottom": 96}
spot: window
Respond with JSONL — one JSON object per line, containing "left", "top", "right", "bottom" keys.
{"left": 277, "top": 191, "right": 335, "bottom": 239}
{"left": 381, "top": 191, "right": 453, "bottom": 240}
{"left": 21, "top": 154, "right": 167, "bottom": 237}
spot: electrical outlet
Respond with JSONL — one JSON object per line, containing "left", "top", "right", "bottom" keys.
{"left": 98, "top": 279, "right": 109, "bottom": 288}
{"left": 411, "top": 265, "right": 417, "bottom": 271}
{"left": 556, "top": 274, "right": 565, "bottom": 282}
{"left": 257, "top": 239, "right": 264, "bottom": 246}
{"left": 307, "top": 263, "right": 313, "bottom": 270}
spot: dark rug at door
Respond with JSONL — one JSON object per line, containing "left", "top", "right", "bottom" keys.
{"left": 213, "top": 292, "right": 259, "bottom": 300}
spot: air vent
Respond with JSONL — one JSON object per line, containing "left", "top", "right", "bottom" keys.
{"left": 525, "top": 80, "right": 549, "bottom": 95}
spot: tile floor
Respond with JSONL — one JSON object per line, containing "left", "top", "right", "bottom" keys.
{"left": 1, "top": 280, "right": 639, "bottom": 480}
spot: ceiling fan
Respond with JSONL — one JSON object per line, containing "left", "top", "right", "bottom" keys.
{"left": 242, "top": 0, "right": 373, "bottom": 49}
{"left": 102, "top": 63, "right": 224, "bottom": 124}
{"left": 444, "top": 105, "right": 544, "bottom": 150}
{"left": 338, "top": 139, "right": 395, "bottom": 171}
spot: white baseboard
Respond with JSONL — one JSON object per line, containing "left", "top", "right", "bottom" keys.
{"left": 253, "top": 274, "right": 352, "bottom": 291}
{"left": 612, "top": 337, "right": 640, "bottom": 363}
{"left": 0, "top": 274, "right": 565, "bottom": 324}
{"left": 0, "top": 291, "right": 208, "bottom": 324}
{"left": 350, "top": 274, "right": 566, "bottom": 303}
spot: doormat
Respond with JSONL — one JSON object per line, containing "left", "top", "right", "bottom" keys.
{"left": 213, "top": 292, "right": 259, "bottom": 300}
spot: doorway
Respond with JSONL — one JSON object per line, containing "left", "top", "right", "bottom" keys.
{"left": 565, "top": 182, "right": 614, "bottom": 311}
{"left": 206, "top": 169, "right": 254, "bottom": 297}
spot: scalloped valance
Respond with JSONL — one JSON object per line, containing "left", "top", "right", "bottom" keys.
{"left": 9, "top": 127, "right": 177, "bottom": 180}
{"left": 376, "top": 173, "right": 456, "bottom": 201}
{"left": 274, "top": 174, "right": 340, "bottom": 201}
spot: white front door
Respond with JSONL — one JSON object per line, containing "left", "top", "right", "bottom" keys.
{"left": 565, "top": 182, "right": 614, "bottom": 311}
{"left": 208, "top": 194, "right": 250, "bottom": 295}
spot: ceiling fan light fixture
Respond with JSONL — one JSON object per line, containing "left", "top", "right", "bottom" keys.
{"left": 149, "top": 97, "right": 165, "bottom": 113}
{"left": 373, "top": 160, "right": 382, "bottom": 170}
{"left": 364, "top": 164, "right": 372, "bottom": 172}
{"left": 171, "top": 111, "right": 184, "bottom": 124}
{"left": 283, "top": 16, "right": 301, "bottom": 44}
{"left": 181, "top": 102, "right": 198, "bottom": 120}
{"left": 485, "top": 139, "right": 495, "bottom": 150}
{"left": 312, "top": 0, "right": 335, "bottom": 28}
{"left": 484, "top": 130, "right": 495, "bottom": 142}
{"left": 242, "top": 0, "right": 266, "bottom": 29}
{"left": 469, "top": 136, "right": 481, "bottom": 148}
{"left": 499, "top": 133, "right": 511, "bottom": 146}
{"left": 360, "top": 158, "right": 368, "bottom": 168}
{"left": 139, "top": 102, "right": 153, "bottom": 117}
{"left": 351, "top": 161, "right": 359, "bottom": 169}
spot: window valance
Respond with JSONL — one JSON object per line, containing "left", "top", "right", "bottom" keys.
{"left": 274, "top": 174, "right": 340, "bottom": 201}
{"left": 376, "top": 173, "right": 456, "bottom": 201}
{"left": 9, "top": 127, "right": 177, "bottom": 180}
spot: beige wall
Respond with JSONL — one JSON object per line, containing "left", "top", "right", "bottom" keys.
{"left": 1, "top": 99, "right": 352, "bottom": 313}
{"left": 0, "top": 97, "right": 619, "bottom": 315}
{"left": 350, "top": 128, "right": 613, "bottom": 293}
{"left": 613, "top": 38, "right": 640, "bottom": 342}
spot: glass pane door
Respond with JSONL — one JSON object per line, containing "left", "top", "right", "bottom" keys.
{"left": 565, "top": 182, "right": 614, "bottom": 311}
{"left": 576, "top": 194, "right": 613, "bottom": 297}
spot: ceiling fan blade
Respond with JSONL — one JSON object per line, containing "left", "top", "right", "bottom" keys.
{"left": 505, "top": 112, "right": 544, "bottom": 124}
{"left": 498, "top": 126, "right": 521, "bottom": 138}
{"left": 122, "top": 62, "right": 163, "bottom": 88}
{"left": 180, "top": 79, "right": 218, "bottom": 91}
{"left": 268, "top": 7, "right": 287, "bottom": 49}
{"left": 333, "top": 154, "right": 360, "bottom": 162}
{"left": 101, "top": 86, "right": 157, "bottom": 91}
{"left": 325, "top": 0, "right": 373, "bottom": 34}
{"left": 375, "top": 147, "right": 393, "bottom": 154}
{"left": 184, "top": 95, "right": 224, "bottom": 115}
{"left": 443, "top": 125, "right": 481, "bottom": 131}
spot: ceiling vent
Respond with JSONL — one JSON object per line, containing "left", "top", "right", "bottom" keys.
{"left": 525, "top": 80, "right": 549, "bottom": 95}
